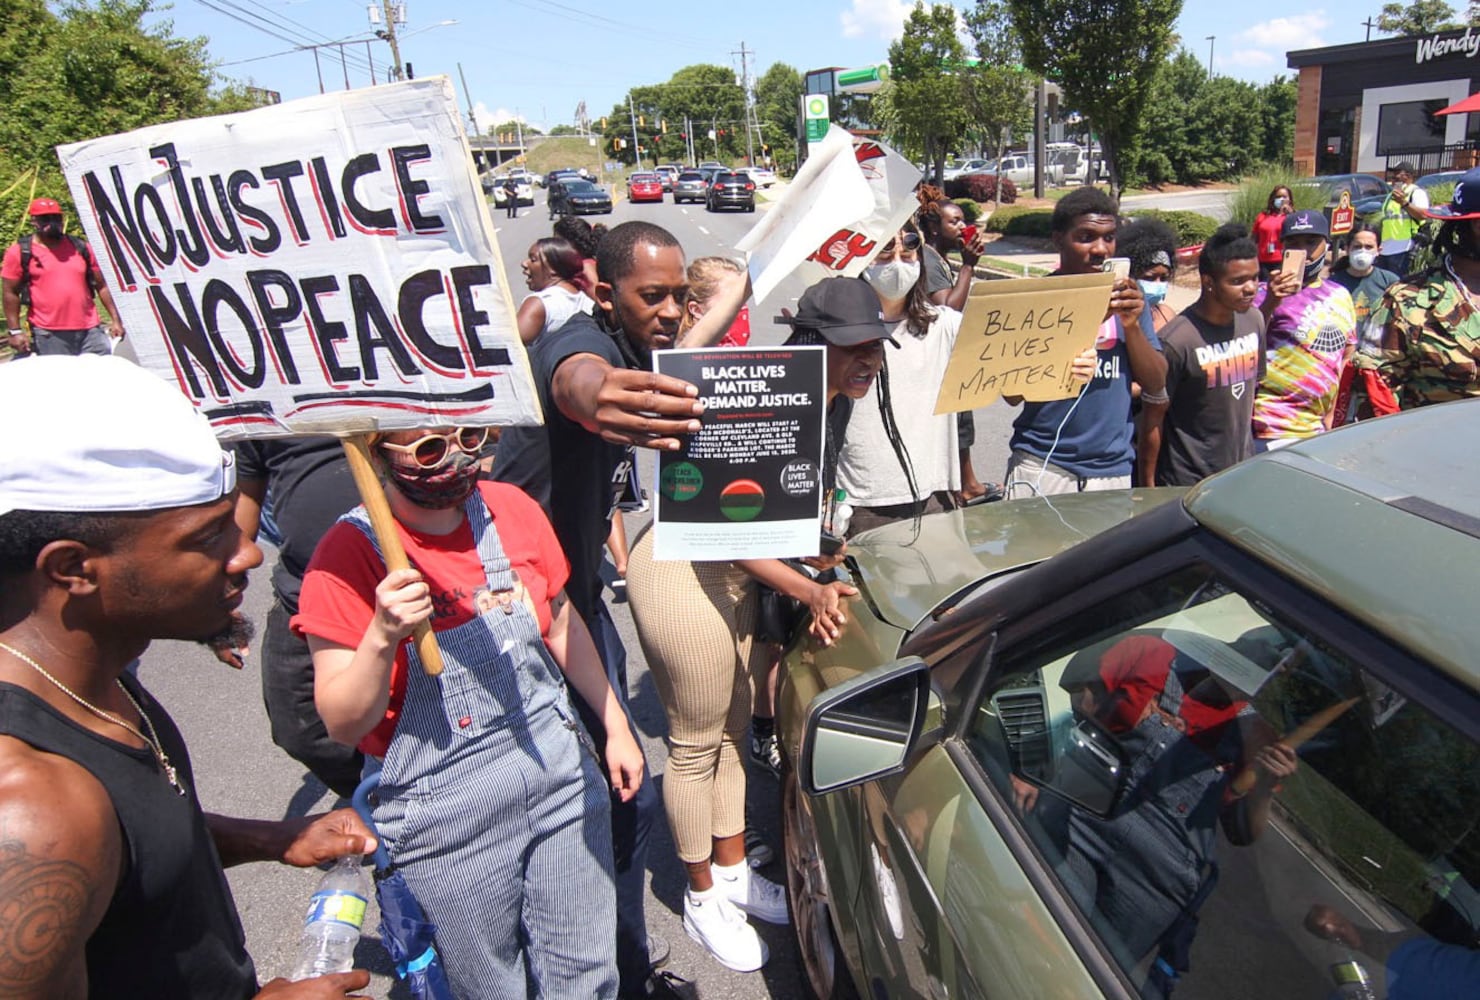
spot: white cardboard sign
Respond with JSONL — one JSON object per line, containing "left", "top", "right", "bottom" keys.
{"left": 57, "top": 78, "right": 541, "bottom": 439}
{"left": 737, "top": 126, "right": 922, "bottom": 304}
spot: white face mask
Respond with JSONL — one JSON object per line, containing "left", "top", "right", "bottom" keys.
{"left": 863, "top": 259, "right": 920, "bottom": 301}
{"left": 1348, "top": 248, "right": 1377, "bottom": 273}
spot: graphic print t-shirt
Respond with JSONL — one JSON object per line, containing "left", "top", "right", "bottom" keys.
{"left": 1155, "top": 307, "right": 1266, "bottom": 486}
{"left": 1251, "top": 279, "right": 1356, "bottom": 440}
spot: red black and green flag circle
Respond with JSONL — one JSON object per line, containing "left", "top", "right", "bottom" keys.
{"left": 719, "top": 479, "right": 766, "bottom": 521}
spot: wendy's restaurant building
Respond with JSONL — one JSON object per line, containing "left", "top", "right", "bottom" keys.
{"left": 1290, "top": 27, "right": 1480, "bottom": 178}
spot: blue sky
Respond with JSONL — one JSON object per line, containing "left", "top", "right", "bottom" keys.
{"left": 154, "top": 2, "right": 1377, "bottom": 131}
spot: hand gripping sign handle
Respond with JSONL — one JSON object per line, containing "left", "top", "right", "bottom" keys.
{"left": 1229, "top": 696, "right": 1359, "bottom": 798}
{"left": 339, "top": 435, "right": 445, "bottom": 677}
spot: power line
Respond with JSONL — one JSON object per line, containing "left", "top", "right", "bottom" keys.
{"left": 499, "top": 0, "right": 718, "bottom": 50}
{"left": 192, "top": 0, "right": 377, "bottom": 79}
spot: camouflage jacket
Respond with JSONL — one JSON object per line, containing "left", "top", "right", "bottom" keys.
{"left": 1358, "top": 263, "right": 1480, "bottom": 409}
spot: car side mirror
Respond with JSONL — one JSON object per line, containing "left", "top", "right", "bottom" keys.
{"left": 1026, "top": 715, "right": 1129, "bottom": 817}
{"left": 800, "top": 656, "right": 933, "bottom": 796}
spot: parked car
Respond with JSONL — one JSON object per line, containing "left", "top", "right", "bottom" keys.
{"left": 706, "top": 170, "right": 755, "bottom": 212}
{"left": 548, "top": 178, "right": 612, "bottom": 216}
{"left": 626, "top": 172, "right": 664, "bottom": 203}
{"left": 491, "top": 175, "right": 534, "bottom": 207}
{"left": 672, "top": 170, "right": 709, "bottom": 204}
{"left": 779, "top": 402, "right": 1480, "bottom": 1000}
{"left": 943, "top": 158, "right": 992, "bottom": 181}
{"left": 1417, "top": 169, "right": 1464, "bottom": 204}
{"left": 1296, "top": 173, "right": 1389, "bottom": 219}
{"left": 739, "top": 166, "right": 777, "bottom": 188}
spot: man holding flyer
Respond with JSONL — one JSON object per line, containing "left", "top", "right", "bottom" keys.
{"left": 493, "top": 220, "right": 747, "bottom": 999}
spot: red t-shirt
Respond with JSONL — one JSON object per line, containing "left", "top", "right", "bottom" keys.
{"left": 291, "top": 481, "right": 570, "bottom": 757}
{"left": 1, "top": 238, "right": 102, "bottom": 330}
{"left": 1252, "top": 212, "right": 1286, "bottom": 265}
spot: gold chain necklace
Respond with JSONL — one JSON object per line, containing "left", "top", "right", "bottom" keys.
{"left": 0, "top": 641, "right": 185, "bottom": 796}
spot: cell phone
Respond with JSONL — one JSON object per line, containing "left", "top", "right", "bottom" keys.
{"left": 819, "top": 531, "right": 844, "bottom": 556}
{"left": 961, "top": 224, "right": 978, "bottom": 244}
{"left": 1104, "top": 257, "right": 1131, "bottom": 281}
{"left": 1282, "top": 248, "right": 1307, "bottom": 282}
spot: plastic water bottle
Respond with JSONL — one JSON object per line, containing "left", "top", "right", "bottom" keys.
{"left": 290, "top": 855, "right": 369, "bottom": 980}
{"left": 1329, "top": 958, "right": 1377, "bottom": 999}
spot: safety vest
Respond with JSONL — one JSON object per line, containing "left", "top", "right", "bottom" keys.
{"left": 1380, "top": 185, "right": 1420, "bottom": 245}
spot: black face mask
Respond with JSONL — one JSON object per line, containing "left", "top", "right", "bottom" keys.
{"left": 34, "top": 220, "right": 63, "bottom": 239}
{"left": 384, "top": 451, "right": 480, "bottom": 509}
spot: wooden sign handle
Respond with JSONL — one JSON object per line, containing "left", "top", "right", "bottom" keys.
{"left": 339, "top": 435, "right": 445, "bottom": 677}
{"left": 1231, "top": 696, "right": 1359, "bottom": 797}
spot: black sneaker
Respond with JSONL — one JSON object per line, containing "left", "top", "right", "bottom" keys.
{"left": 745, "top": 827, "right": 775, "bottom": 868}
{"left": 749, "top": 730, "right": 782, "bottom": 779}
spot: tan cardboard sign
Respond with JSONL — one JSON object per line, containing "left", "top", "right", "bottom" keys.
{"left": 933, "top": 271, "right": 1115, "bottom": 414}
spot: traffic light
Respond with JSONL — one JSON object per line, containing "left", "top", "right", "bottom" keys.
{"left": 639, "top": 115, "right": 646, "bottom": 127}
{"left": 661, "top": 119, "right": 668, "bottom": 134}
{"left": 601, "top": 117, "right": 607, "bottom": 128}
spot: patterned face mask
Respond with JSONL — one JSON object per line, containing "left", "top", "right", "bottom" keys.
{"left": 383, "top": 450, "right": 480, "bottom": 509}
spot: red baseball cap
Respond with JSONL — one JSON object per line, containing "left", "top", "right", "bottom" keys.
{"left": 28, "top": 198, "right": 62, "bottom": 216}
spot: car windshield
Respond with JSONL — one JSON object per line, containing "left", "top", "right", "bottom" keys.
{"left": 678, "top": 172, "right": 704, "bottom": 182}
{"left": 630, "top": 174, "right": 657, "bottom": 183}
{"left": 565, "top": 180, "right": 599, "bottom": 193}
{"left": 716, "top": 172, "right": 744, "bottom": 182}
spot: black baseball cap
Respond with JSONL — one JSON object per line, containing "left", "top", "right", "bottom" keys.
{"left": 1282, "top": 210, "right": 1330, "bottom": 239}
{"left": 784, "top": 277, "right": 897, "bottom": 347}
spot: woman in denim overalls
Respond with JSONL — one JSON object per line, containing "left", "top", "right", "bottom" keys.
{"left": 296, "top": 427, "right": 646, "bottom": 999}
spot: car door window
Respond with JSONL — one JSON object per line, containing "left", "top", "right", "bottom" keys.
{"left": 965, "top": 564, "right": 1480, "bottom": 999}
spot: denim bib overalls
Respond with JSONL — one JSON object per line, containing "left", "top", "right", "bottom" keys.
{"left": 343, "top": 492, "right": 618, "bottom": 999}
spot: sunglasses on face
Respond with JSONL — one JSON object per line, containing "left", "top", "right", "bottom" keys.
{"left": 379, "top": 427, "right": 491, "bottom": 469}
{"left": 881, "top": 232, "right": 922, "bottom": 254}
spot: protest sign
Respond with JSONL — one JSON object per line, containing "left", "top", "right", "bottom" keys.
{"left": 653, "top": 346, "right": 826, "bottom": 561}
{"left": 737, "top": 125, "right": 921, "bottom": 304}
{"left": 56, "top": 77, "right": 541, "bottom": 441}
{"left": 934, "top": 272, "right": 1115, "bottom": 414}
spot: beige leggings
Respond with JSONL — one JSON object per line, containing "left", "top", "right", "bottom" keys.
{"left": 625, "top": 526, "right": 770, "bottom": 863}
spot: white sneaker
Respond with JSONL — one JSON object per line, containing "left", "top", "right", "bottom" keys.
{"left": 711, "top": 859, "right": 790, "bottom": 925}
{"left": 683, "top": 886, "right": 768, "bottom": 972}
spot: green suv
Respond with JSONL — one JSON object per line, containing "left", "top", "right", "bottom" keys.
{"left": 779, "top": 402, "right": 1480, "bottom": 999}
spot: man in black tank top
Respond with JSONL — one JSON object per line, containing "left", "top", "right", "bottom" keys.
{"left": 0, "top": 356, "right": 378, "bottom": 1000}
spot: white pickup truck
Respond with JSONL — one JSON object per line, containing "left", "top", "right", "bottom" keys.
{"left": 962, "top": 154, "right": 1063, "bottom": 189}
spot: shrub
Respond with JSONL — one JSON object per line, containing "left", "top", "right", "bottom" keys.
{"left": 1126, "top": 208, "right": 1220, "bottom": 247}
{"left": 953, "top": 198, "right": 981, "bottom": 224}
{"left": 1228, "top": 164, "right": 1326, "bottom": 228}
{"left": 983, "top": 207, "right": 1053, "bottom": 239}
{"left": 945, "top": 172, "right": 1018, "bottom": 204}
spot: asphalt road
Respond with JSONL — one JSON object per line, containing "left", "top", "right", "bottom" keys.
{"left": 1122, "top": 187, "right": 1236, "bottom": 222}
{"left": 135, "top": 184, "right": 1019, "bottom": 998}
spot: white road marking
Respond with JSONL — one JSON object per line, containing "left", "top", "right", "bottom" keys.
{"left": 697, "top": 226, "right": 710, "bottom": 236}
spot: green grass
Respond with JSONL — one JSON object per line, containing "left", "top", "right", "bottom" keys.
{"left": 979, "top": 256, "right": 1052, "bottom": 278}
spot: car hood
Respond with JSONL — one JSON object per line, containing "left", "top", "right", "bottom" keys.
{"left": 848, "top": 490, "right": 1184, "bottom": 630}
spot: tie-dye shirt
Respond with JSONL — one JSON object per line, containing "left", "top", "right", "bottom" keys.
{"left": 1251, "top": 278, "right": 1356, "bottom": 440}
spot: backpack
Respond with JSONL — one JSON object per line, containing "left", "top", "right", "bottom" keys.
{"left": 14, "top": 233, "right": 95, "bottom": 308}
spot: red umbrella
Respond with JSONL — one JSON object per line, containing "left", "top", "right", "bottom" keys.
{"left": 1436, "top": 92, "right": 1480, "bottom": 115}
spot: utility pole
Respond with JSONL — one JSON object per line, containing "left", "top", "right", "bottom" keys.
{"left": 1205, "top": 35, "right": 1216, "bottom": 79}
{"left": 627, "top": 94, "right": 644, "bottom": 170}
{"left": 1363, "top": 17, "right": 1377, "bottom": 42}
{"left": 378, "top": 1, "right": 404, "bottom": 81}
{"left": 456, "top": 63, "right": 480, "bottom": 138}
{"left": 311, "top": 48, "right": 325, "bottom": 94}
{"left": 733, "top": 41, "right": 756, "bottom": 166}
{"left": 338, "top": 43, "right": 350, "bottom": 90}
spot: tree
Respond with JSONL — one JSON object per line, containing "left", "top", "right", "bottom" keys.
{"left": 754, "top": 62, "right": 802, "bottom": 172}
{"left": 1376, "top": 1, "right": 1462, "bottom": 34}
{"left": 1008, "top": 0, "right": 1182, "bottom": 197}
{"left": 0, "top": 0, "right": 253, "bottom": 239}
{"left": 1254, "top": 76, "right": 1297, "bottom": 165}
{"left": 962, "top": 1, "right": 1034, "bottom": 201}
{"left": 489, "top": 119, "right": 540, "bottom": 140}
{"left": 886, "top": 2, "right": 972, "bottom": 183}
{"left": 548, "top": 123, "right": 582, "bottom": 136}
{"left": 603, "top": 64, "right": 747, "bottom": 166}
